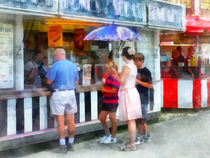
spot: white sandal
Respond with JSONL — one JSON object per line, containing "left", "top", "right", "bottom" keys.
{"left": 119, "top": 144, "right": 136, "bottom": 151}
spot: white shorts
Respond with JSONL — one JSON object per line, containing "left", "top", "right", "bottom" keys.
{"left": 50, "top": 90, "right": 78, "bottom": 115}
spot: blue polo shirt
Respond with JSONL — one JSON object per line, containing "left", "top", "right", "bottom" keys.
{"left": 46, "top": 59, "right": 79, "bottom": 90}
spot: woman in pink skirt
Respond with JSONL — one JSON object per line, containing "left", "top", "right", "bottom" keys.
{"left": 114, "top": 47, "right": 142, "bottom": 151}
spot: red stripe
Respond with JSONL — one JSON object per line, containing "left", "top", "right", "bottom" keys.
{"left": 103, "top": 100, "right": 118, "bottom": 104}
{"left": 106, "top": 79, "right": 120, "bottom": 87}
{"left": 163, "top": 79, "right": 178, "bottom": 108}
{"left": 193, "top": 79, "right": 201, "bottom": 108}
{"left": 208, "top": 80, "right": 210, "bottom": 107}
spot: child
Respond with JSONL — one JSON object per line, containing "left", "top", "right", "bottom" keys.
{"left": 99, "top": 61, "right": 120, "bottom": 144}
{"left": 134, "top": 53, "right": 153, "bottom": 145}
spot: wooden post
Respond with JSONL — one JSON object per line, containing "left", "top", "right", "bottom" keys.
{"left": 15, "top": 15, "right": 24, "bottom": 91}
{"left": 153, "top": 30, "right": 161, "bottom": 112}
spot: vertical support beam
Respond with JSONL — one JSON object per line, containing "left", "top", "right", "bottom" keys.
{"left": 0, "top": 100, "right": 7, "bottom": 137}
{"left": 201, "top": 80, "right": 208, "bottom": 108}
{"left": 74, "top": 92, "right": 80, "bottom": 124}
{"left": 15, "top": 15, "right": 24, "bottom": 91}
{"left": 32, "top": 97, "right": 40, "bottom": 131}
{"left": 7, "top": 99, "right": 16, "bottom": 135}
{"left": 39, "top": 96, "right": 48, "bottom": 130}
{"left": 91, "top": 91, "right": 98, "bottom": 120}
{"left": 24, "top": 98, "right": 32, "bottom": 132}
{"left": 153, "top": 30, "right": 161, "bottom": 112}
{"left": 195, "top": 35, "right": 199, "bottom": 58}
{"left": 16, "top": 98, "right": 24, "bottom": 134}
{"left": 79, "top": 93, "right": 85, "bottom": 123}
{"left": 194, "top": 0, "right": 200, "bottom": 16}
{"left": 113, "top": 41, "right": 123, "bottom": 71}
{"left": 47, "top": 96, "right": 54, "bottom": 128}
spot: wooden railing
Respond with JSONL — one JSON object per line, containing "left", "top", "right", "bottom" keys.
{"left": 0, "top": 87, "right": 103, "bottom": 139}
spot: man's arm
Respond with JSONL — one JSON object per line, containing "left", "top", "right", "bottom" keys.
{"left": 136, "top": 79, "right": 153, "bottom": 88}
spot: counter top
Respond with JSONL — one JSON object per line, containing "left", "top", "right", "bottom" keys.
{"left": 0, "top": 84, "right": 103, "bottom": 100}
{"left": 0, "top": 88, "right": 51, "bottom": 100}
{"left": 76, "top": 84, "right": 102, "bottom": 93}
{"left": 161, "top": 65, "right": 210, "bottom": 68}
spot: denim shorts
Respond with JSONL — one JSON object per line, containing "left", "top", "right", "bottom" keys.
{"left": 136, "top": 104, "right": 148, "bottom": 124}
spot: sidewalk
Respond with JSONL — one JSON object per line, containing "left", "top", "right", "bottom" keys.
{"left": 1, "top": 110, "right": 210, "bottom": 158}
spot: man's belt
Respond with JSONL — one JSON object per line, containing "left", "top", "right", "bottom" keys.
{"left": 53, "top": 89, "right": 74, "bottom": 92}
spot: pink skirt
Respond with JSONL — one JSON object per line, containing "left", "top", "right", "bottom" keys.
{"left": 118, "top": 87, "right": 142, "bottom": 121}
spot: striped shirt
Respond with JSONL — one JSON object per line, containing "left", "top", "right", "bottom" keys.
{"left": 103, "top": 75, "right": 120, "bottom": 106}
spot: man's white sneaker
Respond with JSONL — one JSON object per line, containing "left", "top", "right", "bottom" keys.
{"left": 99, "top": 135, "right": 110, "bottom": 143}
{"left": 110, "top": 137, "right": 117, "bottom": 143}
{"left": 103, "top": 136, "right": 117, "bottom": 144}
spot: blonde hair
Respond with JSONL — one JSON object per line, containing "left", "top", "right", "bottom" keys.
{"left": 105, "top": 61, "right": 118, "bottom": 72}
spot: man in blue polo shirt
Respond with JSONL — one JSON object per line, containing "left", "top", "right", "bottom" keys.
{"left": 46, "top": 48, "right": 78, "bottom": 153}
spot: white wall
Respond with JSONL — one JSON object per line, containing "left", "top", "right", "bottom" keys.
{"left": 136, "top": 29, "right": 161, "bottom": 112}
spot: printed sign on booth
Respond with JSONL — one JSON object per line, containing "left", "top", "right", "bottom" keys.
{"left": 166, "top": 0, "right": 194, "bottom": 16}
{"left": 148, "top": 1, "right": 184, "bottom": 29}
{"left": 200, "top": 0, "right": 210, "bottom": 19}
{"left": 0, "top": 23, "right": 14, "bottom": 89}
{"left": 61, "top": 0, "right": 146, "bottom": 24}
{"left": 48, "top": 25, "right": 63, "bottom": 48}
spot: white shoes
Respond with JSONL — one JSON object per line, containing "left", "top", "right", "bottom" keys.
{"left": 100, "top": 135, "right": 117, "bottom": 144}
{"left": 135, "top": 135, "right": 144, "bottom": 145}
{"left": 100, "top": 135, "right": 109, "bottom": 143}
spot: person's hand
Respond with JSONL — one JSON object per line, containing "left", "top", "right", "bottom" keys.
{"left": 101, "top": 87, "right": 105, "bottom": 93}
{"left": 113, "top": 68, "right": 118, "bottom": 76}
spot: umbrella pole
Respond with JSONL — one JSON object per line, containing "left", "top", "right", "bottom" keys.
{"left": 108, "top": 42, "right": 112, "bottom": 52}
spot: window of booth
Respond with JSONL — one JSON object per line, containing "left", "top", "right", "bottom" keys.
{"left": 160, "top": 32, "right": 210, "bottom": 80}
{"left": 23, "top": 19, "right": 108, "bottom": 90}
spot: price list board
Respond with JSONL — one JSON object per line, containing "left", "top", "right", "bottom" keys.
{"left": 0, "top": 23, "right": 14, "bottom": 89}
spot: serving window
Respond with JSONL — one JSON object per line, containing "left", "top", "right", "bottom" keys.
{"left": 23, "top": 18, "right": 109, "bottom": 90}
{"left": 160, "top": 32, "right": 210, "bottom": 80}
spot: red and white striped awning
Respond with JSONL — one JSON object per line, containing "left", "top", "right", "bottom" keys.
{"left": 162, "top": 79, "right": 210, "bottom": 109}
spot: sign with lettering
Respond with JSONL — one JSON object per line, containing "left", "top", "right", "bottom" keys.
{"left": 48, "top": 25, "right": 63, "bottom": 47}
{"left": 200, "top": 0, "right": 210, "bottom": 19}
{"left": 165, "top": 0, "right": 194, "bottom": 16}
{"left": 148, "top": 1, "right": 184, "bottom": 29}
{"left": 61, "top": 0, "right": 146, "bottom": 24}
{"left": 0, "top": 23, "right": 14, "bottom": 89}
{"left": 0, "top": 0, "right": 57, "bottom": 14}
{"left": 165, "top": 0, "right": 192, "bottom": 8}
{"left": 200, "top": 0, "right": 210, "bottom": 10}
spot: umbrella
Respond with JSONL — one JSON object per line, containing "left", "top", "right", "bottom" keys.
{"left": 84, "top": 24, "right": 142, "bottom": 41}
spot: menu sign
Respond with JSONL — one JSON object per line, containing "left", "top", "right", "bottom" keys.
{"left": 48, "top": 25, "right": 63, "bottom": 48}
{"left": 61, "top": 0, "right": 146, "bottom": 24}
{"left": 165, "top": 0, "right": 194, "bottom": 16}
{"left": 200, "top": 0, "right": 210, "bottom": 18}
{"left": 200, "top": 0, "right": 210, "bottom": 10}
{"left": 0, "top": 0, "right": 57, "bottom": 14}
{"left": 148, "top": 1, "right": 184, "bottom": 29}
{"left": 0, "top": 23, "right": 14, "bottom": 89}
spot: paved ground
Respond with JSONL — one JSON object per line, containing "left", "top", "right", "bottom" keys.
{"left": 1, "top": 110, "right": 210, "bottom": 158}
